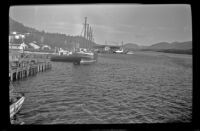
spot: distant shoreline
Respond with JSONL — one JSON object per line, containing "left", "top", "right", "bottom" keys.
{"left": 139, "top": 49, "right": 192, "bottom": 55}
{"left": 99, "top": 50, "right": 192, "bottom": 59}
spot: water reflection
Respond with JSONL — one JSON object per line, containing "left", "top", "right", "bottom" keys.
{"left": 71, "top": 64, "right": 95, "bottom": 84}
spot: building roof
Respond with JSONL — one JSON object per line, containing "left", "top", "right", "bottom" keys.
{"left": 29, "top": 43, "right": 40, "bottom": 49}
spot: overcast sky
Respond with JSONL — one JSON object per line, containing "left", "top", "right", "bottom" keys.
{"left": 9, "top": 4, "right": 192, "bottom": 46}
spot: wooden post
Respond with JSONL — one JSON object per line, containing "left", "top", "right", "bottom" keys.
{"left": 26, "top": 69, "right": 28, "bottom": 77}
{"left": 22, "top": 70, "right": 23, "bottom": 79}
{"left": 29, "top": 68, "right": 31, "bottom": 76}
{"left": 42, "top": 64, "right": 43, "bottom": 71}
{"left": 11, "top": 72, "right": 13, "bottom": 82}
{"left": 12, "top": 72, "right": 14, "bottom": 81}
{"left": 10, "top": 70, "right": 13, "bottom": 82}
{"left": 16, "top": 70, "right": 18, "bottom": 81}
{"left": 25, "top": 70, "right": 27, "bottom": 77}
{"left": 20, "top": 70, "right": 21, "bottom": 78}
{"left": 19, "top": 71, "right": 21, "bottom": 80}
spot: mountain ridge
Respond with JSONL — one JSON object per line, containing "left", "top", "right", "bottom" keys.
{"left": 9, "top": 17, "right": 97, "bottom": 49}
{"left": 9, "top": 17, "right": 192, "bottom": 52}
{"left": 123, "top": 41, "right": 192, "bottom": 51}
{"left": 147, "top": 41, "right": 192, "bottom": 50}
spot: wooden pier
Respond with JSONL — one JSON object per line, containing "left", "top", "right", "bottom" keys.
{"left": 9, "top": 61, "right": 52, "bottom": 82}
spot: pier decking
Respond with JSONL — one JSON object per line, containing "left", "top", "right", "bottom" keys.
{"left": 9, "top": 60, "right": 51, "bottom": 82}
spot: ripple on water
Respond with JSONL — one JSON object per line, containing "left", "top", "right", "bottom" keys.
{"left": 13, "top": 53, "right": 192, "bottom": 124}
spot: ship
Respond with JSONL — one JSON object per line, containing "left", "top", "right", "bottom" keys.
{"left": 126, "top": 51, "right": 134, "bottom": 54}
{"left": 50, "top": 17, "right": 98, "bottom": 64}
{"left": 50, "top": 48, "right": 81, "bottom": 63}
{"left": 10, "top": 93, "right": 25, "bottom": 119}
{"left": 9, "top": 83, "right": 25, "bottom": 124}
{"left": 113, "top": 41, "right": 125, "bottom": 54}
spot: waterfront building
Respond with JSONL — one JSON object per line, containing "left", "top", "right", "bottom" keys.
{"left": 41, "top": 45, "right": 51, "bottom": 50}
{"left": 104, "top": 46, "right": 110, "bottom": 51}
{"left": 28, "top": 42, "right": 40, "bottom": 49}
{"left": 9, "top": 49, "right": 22, "bottom": 62}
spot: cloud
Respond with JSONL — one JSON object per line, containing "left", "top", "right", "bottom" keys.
{"left": 38, "top": 21, "right": 83, "bottom": 35}
{"left": 94, "top": 24, "right": 127, "bottom": 34}
{"left": 183, "top": 25, "right": 192, "bottom": 32}
{"left": 156, "top": 26, "right": 175, "bottom": 31}
{"left": 134, "top": 33, "right": 148, "bottom": 39}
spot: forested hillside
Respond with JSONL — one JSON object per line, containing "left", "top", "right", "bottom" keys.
{"left": 9, "top": 17, "right": 97, "bottom": 49}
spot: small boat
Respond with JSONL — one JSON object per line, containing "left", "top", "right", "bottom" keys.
{"left": 11, "top": 118, "right": 25, "bottom": 125}
{"left": 113, "top": 41, "right": 124, "bottom": 54}
{"left": 80, "top": 59, "right": 96, "bottom": 65}
{"left": 126, "top": 51, "right": 134, "bottom": 54}
{"left": 114, "top": 48, "right": 124, "bottom": 54}
{"left": 10, "top": 93, "right": 25, "bottom": 119}
{"left": 50, "top": 17, "right": 98, "bottom": 64}
{"left": 50, "top": 54, "right": 82, "bottom": 63}
{"left": 74, "top": 49, "right": 98, "bottom": 60}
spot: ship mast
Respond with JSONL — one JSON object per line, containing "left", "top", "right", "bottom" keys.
{"left": 83, "top": 17, "right": 94, "bottom": 50}
{"left": 84, "top": 17, "right": 87, "bottom": 49}
{"left": 87, "top": 23, "right": 90, "bottom": 49}
{"left": 84, "top": 17, "right": 87, "bottom": 39}
{"left": 121, "top": 41, "right": 123, "bottom": 51}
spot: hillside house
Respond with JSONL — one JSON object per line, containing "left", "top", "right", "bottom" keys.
{"left": 9, "top": 49, "right": 22, "bottom": 62}
{"left": 104, "top": 46, "right": 110, "bottom": 51}
{"left": 29, "top": 42, "right": 40, "bottom": 49}
{"left": 41, "top": 45, "right": 51, "bottom": 50}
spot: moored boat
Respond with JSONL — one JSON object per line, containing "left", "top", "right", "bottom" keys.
{"left": 50, "top": 17, "right": 98, "bottom": 64}
{"left": 50, "top": 54, "right": 81, "bottom": 63}
{"left": 74, "top": 48, "right": 98, "bottom": 60}
{"left": 126, "top": 51, "right": 134, "bottom": 54}
{"left": 11, "top": 115, "right": 25, "bottom": 125}
{"left": 113, "top": 41, "right": 125, "bottom": 54}
{"left": 80, "top": 59, "right": 97, "bottom": 65}
{"left": 10, "top": 93, "right": 25, "bottom": 119}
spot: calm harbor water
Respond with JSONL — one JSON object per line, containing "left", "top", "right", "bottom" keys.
{"left": 12, "top": 51, "right": 192, "bottom": 124}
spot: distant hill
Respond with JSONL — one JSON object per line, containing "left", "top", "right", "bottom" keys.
{"left": 122, "top": 41, "right": 192, "bottom": 55}
{"left": 146, "top": 41, "right": 192, "bottom": 50}
{"left": 112, "top": 41, "right": 192, "bottom": 55}
{"left": 9, "top": 17, "right": 97, "bottom": 49}
{"left": 123, "top": 43, "right": 140, "bottom": 50}
{"left": 141, "top": 41, "right": 192, "bottom": 54}
{"left": 123, "top": 41, "right": 192, "bottom": 51}
{"left": 9, "top": 18, "right": 38, "bottom": 34}
{"left": 170, "top": 41, "right": 192, "bottom": 50}
{"left": 147, "top": 42, "right": 171, "bottom": 50}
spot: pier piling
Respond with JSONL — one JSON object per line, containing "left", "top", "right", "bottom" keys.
{"left": 9, "top": 60, "right": 52, "bottom": 82}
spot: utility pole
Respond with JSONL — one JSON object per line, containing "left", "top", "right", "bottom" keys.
{"left": 89, "top": 26, "right": 92, "bottom": 41}
{"left": 84, "top": 17, "right": 87, "bottom": 39}
{"left": 90, "top": 28, "right": 93, "bottom": 42}
{"left": 89, "top": 26, "right": 91, "bottom": 49}
{"left": 121, "top": 41, "right": 124, "bottom": 51}
{"left": 87, "top": 24, "right": 90, "bottom": 49}
{"left": 87, "top": 24, "right": 89, "bottom": 40}
{"left": 84, "top": 17, "right": 87, "bottom": 49}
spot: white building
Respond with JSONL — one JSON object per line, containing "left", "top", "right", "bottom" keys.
{"left": 104, "top": 46, "right": 110, "bottom": 51}
{"left": 41, "top": 45, "right": 51, "bottom": 50}
{"left": 20, "top": 43, "right": 28, "bottom": 49}
{"left": 58, "top": 49, "right": 72, "bottom": 56}
{"left": 29, "top": 42, "right": 40, "bottom": 49}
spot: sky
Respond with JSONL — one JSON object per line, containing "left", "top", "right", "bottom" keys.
{"left": 9, "top": 4, "right": 192, "bottom": 46}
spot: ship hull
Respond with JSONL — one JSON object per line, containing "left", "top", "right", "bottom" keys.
{"left": 10, "top": 96, "right": 25, "bottom": 119}
{"left": 51, "top": 52, "right": 98, "bottom": 64}
{"left": 50, "top": 55, "right": 82, "bottom": 62}
{"left": 74, "top": 52, "right": 98, "bottom": 60}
